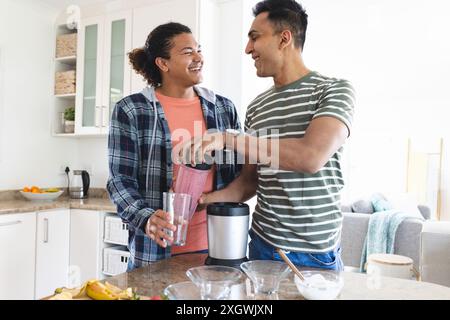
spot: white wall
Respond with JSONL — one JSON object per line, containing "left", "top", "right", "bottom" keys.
{"left": 0, "top": 0, "right": 78, "bottom": 190}
{"left": 76, "top": 138, "right": 109, "bottom": 188}
{"left": 234, "top": 0, "right": 450, "bottom": 219}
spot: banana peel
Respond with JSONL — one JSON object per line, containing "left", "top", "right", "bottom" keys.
{"left": 51, "top": 282, "right": 88, "bottom": 300}
{"left": 49, "top": 279, "right": 138, "bottom": 300}
{"left": 86, "top": 280, "right": 119, "bottom": 300}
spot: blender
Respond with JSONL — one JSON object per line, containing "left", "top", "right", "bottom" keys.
{"left": 205, "top": 202, "right": 250, "bottom": 268}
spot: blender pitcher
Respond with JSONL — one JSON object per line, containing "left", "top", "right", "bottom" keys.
{"left": 174, "top": 163, "right": 211, "bottom": 220}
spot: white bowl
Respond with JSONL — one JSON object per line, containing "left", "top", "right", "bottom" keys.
{"left": 20, "top": 190, "right": 64, "bottom": 201}
{"left": 294, "top": 270, "right": 344, "bottom": 300}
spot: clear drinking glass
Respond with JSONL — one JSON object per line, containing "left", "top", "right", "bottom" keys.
{"left": 240, "top": 260, "right": 291, "bottom": 300}
{"left": 186, "top": 265, "right": 245, "bottom": 300}
{"left": 163, "top": 192, "right": 191, "bottom": 246}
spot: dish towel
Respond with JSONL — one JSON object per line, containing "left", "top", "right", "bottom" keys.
{"left": 359, "top": 209, "right": 423, "bottom": 272}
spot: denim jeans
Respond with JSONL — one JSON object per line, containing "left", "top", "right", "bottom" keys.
{"left": 248, "top": 229, "right": 344, "bottom": 271}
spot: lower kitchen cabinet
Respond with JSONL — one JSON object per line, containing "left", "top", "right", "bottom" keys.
{"left": 69, "top": 209, "right": 105, "bottom": 284}
{"left": 35, "top": 209, "right": 70, "bottom": 299}
{"left": 0, "top": 208, "right": 124, "bottom": 299}
{"left": 0, "top": 212, "right": 36, "bottom": 300}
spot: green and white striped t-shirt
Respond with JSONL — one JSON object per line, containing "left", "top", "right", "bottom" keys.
{"left": 244, "top": 71, "right": 355, "bottom": 253}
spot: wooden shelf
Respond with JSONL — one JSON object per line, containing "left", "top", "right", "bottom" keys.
{"left": 54, "top": 93, "right": 76, "bottom": 98}
{"left": 52, "top": 132, "right": 108, "bottom": 138}
{"left": 53, "top": 133, "right": 76, "bottom": 137}
{"left": 55, "top": 55, "right": 76, "bottom": 63}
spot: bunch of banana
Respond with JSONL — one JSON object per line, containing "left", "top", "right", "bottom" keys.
{"left": 86, "top": 280, "right": 136, "bottom": 300}
{"left": 50, "top": 279, "right": 139, "bottom": 300}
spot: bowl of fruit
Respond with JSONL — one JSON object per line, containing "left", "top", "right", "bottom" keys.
{"left": 20, "top": 186, "right": 64, "bottom": 201}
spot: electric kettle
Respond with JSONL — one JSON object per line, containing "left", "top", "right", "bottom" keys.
{"left": 69, "top": 170, "right": 90, "bottom": 199}
{"left": 205, "top": 202, "right": 250, "bottom": 268}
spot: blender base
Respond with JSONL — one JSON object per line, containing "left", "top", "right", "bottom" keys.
{"left": 204, "top": 256, "right": 248, "bottom": 269}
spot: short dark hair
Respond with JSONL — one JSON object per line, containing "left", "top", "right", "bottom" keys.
{"left": 253, "top": 0, "right": 308, "bottom": 49}
{"left": 128, "top": 22, "right": 192, "bottom": 87}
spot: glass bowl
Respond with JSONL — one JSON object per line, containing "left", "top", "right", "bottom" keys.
{"left": 240, "top": 260, "right": 291, "bottom": 299}
{"left": 163, "top": 281, "right": 201, "bottom": 300}
{"left": 186, "top": 265, "right": 245, "bottom": 300}
{"left": 294, "top": 270, "right": 344, "bottom": 300}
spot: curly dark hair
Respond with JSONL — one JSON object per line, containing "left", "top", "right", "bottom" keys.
{"left": 128, "top": 22, "right": 192, "bottom": 87}
{"left": 253, "top": 0, "right": 308, "bottom": 49}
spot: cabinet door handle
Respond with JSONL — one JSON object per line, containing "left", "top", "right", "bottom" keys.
{"left": 95, "top": 106, "right": 101, "bottom": 127}
{"left": 0, "top": 220, "right": 22, "bottom": 227}
{"left": 44, "top": 218, "right": 49, "bottom": 243}
{"left": 102, "top": 105, "right": 108, "bottom": 127}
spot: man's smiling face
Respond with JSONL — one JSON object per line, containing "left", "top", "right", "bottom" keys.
{"left": 163, "top": 33, "right": 204, "bottom": 86}
{"left": 245, "top": 12, "right": 283, "bottom": 78}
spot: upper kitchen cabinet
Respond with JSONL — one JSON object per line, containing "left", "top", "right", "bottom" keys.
{"left": 52, "top": 23, "right": 78, "bottom": 136}
{"left": 75, "top": 11, "right": 132, "bottom": 136}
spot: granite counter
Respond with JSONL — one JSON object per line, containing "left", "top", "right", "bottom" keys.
{"left": 105, "top": 253, "right": 450, "bottom": 300}
{"left": 0, "top": 189, "right": 116, "bottom": 214}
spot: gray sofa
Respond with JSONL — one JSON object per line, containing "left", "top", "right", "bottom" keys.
{"left": 340, "top": 204, "right": 430, "bottom": 271}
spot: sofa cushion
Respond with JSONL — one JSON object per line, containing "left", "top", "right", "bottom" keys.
{"left": 351, "top": 199, "right": 374, "bottom": 214}
{"left": 341, "top": 204, "right": 352, "bottom": 213}
{"left": 371, "top": 193, "right": 393, "bottom": 212}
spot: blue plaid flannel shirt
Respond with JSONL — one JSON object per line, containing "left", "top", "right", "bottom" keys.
{"left": 107, "top": 86, "right": 242, "bottom": 267}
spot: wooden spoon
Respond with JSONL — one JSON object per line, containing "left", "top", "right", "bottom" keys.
{"left": 276, "top": 248, "right": 305, "bottom": 282}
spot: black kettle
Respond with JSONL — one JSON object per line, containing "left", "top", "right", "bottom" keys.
{"left": 69, "top": 170, "right": 90, "bottom": 199}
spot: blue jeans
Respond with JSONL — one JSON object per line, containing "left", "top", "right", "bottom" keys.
{"left": 248, "top": 229, "right": 344, "bottom": 271}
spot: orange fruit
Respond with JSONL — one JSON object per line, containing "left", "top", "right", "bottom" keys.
{"left": 31, "top": 186, "right": 42, "bottom": 193}
{"left": 23, "top": 187, "right": 31, "bottom": 193}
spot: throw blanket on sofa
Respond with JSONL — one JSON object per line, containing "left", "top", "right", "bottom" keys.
{"left": 359, "top": 210, "right": 423, "bottom": 272}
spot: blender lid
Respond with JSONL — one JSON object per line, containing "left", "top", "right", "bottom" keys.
{"left": 207, "top": 202, "right": 249, "bottom": 216}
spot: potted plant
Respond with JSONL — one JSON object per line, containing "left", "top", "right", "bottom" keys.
{"left": 64, "top": 107, "right": 75, "bottom": 133}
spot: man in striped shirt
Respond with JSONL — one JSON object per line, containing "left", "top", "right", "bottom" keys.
{"left": 184, "top": 0, "right": 354, "bottom": 270}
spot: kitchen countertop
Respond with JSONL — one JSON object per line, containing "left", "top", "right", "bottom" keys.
{"left": 0, "top": 189, "right": 116, "bottom": 214}
{"left": 105, "top": 253, "right": 450, "bottom": 300}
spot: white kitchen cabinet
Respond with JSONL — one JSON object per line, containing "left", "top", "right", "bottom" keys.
{"left": 69, "top": 210, "right": 106, "bottom": 284}
{"left": 34, "top": 209, "right": 70, "bottom": 299}
{"left": 0, "top": 212, "right": 36, "bottom": 300}
{"left": 51, "top": 24, "right": 78, "bottom": 136}
{"left": 75, "top": 10, "right": 132, "bottom": 135}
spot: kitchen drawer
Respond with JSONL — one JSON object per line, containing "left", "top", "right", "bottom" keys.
{"left": 103, "top": 246, "right": 129, "bottom": 276}
{"left": 104, "top": 215, "right": 128, "bottom": 245}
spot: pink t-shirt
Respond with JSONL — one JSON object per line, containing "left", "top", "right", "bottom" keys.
{"left": 155, "top": 91, "right": 214, "bottom": 254}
